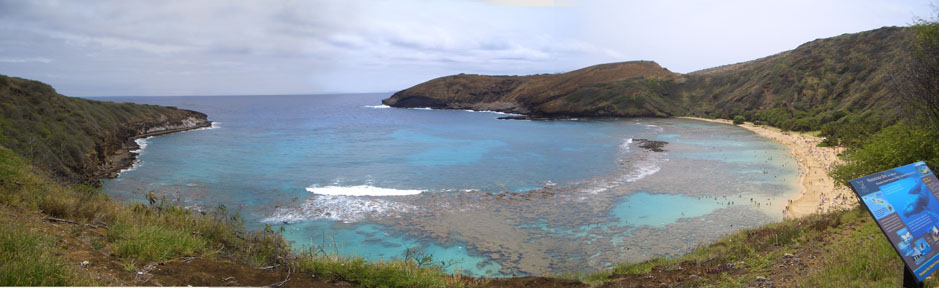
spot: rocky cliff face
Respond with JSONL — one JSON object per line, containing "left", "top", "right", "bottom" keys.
{"left": 0, "top": 75, "right": 210, "bottom": 184}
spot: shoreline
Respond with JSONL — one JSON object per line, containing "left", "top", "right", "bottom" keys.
{"left": 104, "top": 119, "right": 212, "bottom": 178}
{"left": 680, "top": 117, "right": 856, "bottom": 218}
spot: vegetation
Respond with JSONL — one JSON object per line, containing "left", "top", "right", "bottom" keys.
{"left": 0, "top": 215, "right": 92, "bottom": 286}
{"left": 0, "top": 74, "right": 206, "bottom": 184}
{"left": 1, "top": 15, "right": 936, "bottom": 287}
{"left": 0, "top": 145, "right": 285, "bottom": 268}
{"left": 386, "top": 27, "right": 912, "bottom": 147}
{"left": 564, "top": 207, "right": 927, "bottom": 287}
{"left": 0, "top": 144, "right": 465, "bottom": 286}
{"left": 896, "top": 14, "right": 939, "bottom": 129}
{"left": 0, "top": 73, "right": 466, "bottom": 286}
{"left": 732, "top": 115, "right": 745, "bottom": 125}
{"left": 296, "top": 248, "right": 469, "bottom": 288}
{"left": 832, "top": 12, "right": 939, "bottom": 182}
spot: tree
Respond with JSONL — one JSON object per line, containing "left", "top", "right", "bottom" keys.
{"left": 733, "top": 115, "right": 746, "bottom": 125}
{"left": 897, "top": 12, "right": 939, "bottom": 131}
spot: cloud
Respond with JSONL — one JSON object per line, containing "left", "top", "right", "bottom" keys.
{"left": 0, "top": 0, "right": 932, "bottom": 96}
{"left": 0, "top": 57, "right": 52, "bottom": 63}
{"left": 481, "top": 0, "right": 575, "bottom": 7}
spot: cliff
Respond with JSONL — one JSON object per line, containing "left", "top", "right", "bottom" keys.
{"left": 0, "top": 74, "right": 210, "bottom": 184}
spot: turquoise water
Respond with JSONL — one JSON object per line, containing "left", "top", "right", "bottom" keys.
{"left": 96, "top": 94, "right": 800, "bottom": 276}
{"left": 612, "top": 192, "right": 727, "bottom": 227}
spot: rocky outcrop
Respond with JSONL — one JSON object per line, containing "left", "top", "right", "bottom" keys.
{"left": 634, "top": 139, "right": 668, "bottom": 152}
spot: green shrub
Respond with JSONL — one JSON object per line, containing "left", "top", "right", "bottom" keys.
{"left": 831, "top": 123, "right": 939, "bottom": 185}
{"left": 733, "top": 115, "right": 746, "bottom": 125}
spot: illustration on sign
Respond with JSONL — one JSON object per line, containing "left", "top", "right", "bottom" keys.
{"left": 850, "top": 161, "right": 939, "bottom": 282}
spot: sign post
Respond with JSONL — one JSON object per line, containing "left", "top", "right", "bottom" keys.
{"left": 849, "top": 161, "right": 939, "bottom": 287}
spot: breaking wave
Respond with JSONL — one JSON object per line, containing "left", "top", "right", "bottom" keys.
{"left": 262, "top": 195, "right": 416, "bottom": 224}
{"left": 306, "top": 185, "right": 423, "bottom": 196}
{"left": 582, "top": 137, "right": 665, "bottom": 194}
{"left": 192, "top": 121, "right": 221, "bottom": 131}
{"left": 119, "top": 136, "right": 154, "bottom": 175}
{"left": 461, "top": 109, "right": 522, "bottom": 116}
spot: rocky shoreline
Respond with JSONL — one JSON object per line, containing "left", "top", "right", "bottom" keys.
{"left": 103, "top": 116, "right": 212, "bottom": 179}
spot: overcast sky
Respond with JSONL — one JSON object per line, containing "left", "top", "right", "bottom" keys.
{"left": 0, "top": 0, "right": 933, "bottom": 96}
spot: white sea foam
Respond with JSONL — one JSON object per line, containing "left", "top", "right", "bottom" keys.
{"left": 645, "top": 124, "right": 665, "bottom": 133}
{"left": 619, "top": 138, "right": 634, "bottom": 151}
{"left": 411, "top": 107, "right": 433, "bottom": 110}
{"left": 623, "top": 157, "right": 663, "bottom": 183}
{"left": 193, "top": 121, "right": 220, "bottom": 131}
{"left": 306, "top": 185, "right": 423, "bottom": 196}
{"left": 262, "top": 195, "right": 416, "bottom": 224}
{"left": 130, "top": 136, "right": 153, "bottom": 154}
{"left": 119, "top": 136, "right": 154, "bottom": 175}
{"left": 582, "top": 143, "right": 665, "bottom": 194}
{"left": 363, "top": 105, "right": 391, "bottom": 109}
{"left": 118, "top": 160, "right": 143, "bottom": 175}
{"left": 461, "top": 109, "right": 523, "bottom": 116}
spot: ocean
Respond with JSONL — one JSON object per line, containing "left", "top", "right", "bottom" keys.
{"left": 95, "top": 93, "right": 800, "bottom": 276}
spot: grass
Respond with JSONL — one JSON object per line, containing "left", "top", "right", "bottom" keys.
{"left": 295, "top": 254, "right": 468, "bottom": 288}
{"left": 0, "top": 214, "right": 92, "bottom": 286}
{"left": 566, "top": 207, "right": 937, "bottom": 287}
{"left": 0, "top": 145, "right": 286, "bottom": 272}
{"left": 110, "top": 222, "right": 208, "bottom": 267}
{"left": 0, "top": 145, "right": 465, "bottom": 286}
{"left": 798, "top": 209, "right": 903, "bottom": 287}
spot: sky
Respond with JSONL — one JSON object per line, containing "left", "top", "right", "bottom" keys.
{"left": 0, "top": 0, "right": 933, "bottom": 96}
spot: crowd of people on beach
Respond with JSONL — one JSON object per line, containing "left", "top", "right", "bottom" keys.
{"left": 779, "top": 133, "right": 857, "bottom": 216}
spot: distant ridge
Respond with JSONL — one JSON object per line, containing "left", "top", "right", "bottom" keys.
{"left": 384, "top": 26, "right": 912, "bottom": 143}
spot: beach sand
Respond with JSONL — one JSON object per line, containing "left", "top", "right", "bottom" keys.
{"left": 682, "top": 117, "right": 857, "bottom": 218}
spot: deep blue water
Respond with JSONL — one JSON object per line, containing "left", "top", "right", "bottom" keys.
{"left": 95, "top": 93, "right": 800, "bottom": 276}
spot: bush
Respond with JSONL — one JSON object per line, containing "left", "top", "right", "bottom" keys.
{"left": 733, "top": 115, "right": 746, "bottom": 125}
{"left": 831, "top": 123, "right": 939, "bottom": 185}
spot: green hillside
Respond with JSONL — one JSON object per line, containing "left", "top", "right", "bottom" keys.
{"left": 384, "top": 26, "right": 913, "bottom": 145}
{"left": 0, "top": 75, "right": 209, "bottom": 184}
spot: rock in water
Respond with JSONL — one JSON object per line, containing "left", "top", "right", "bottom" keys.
{"left": 633, "top": 139, "right": 668, "bottom": 152}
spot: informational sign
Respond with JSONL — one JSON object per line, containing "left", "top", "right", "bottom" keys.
{"left": 850, "top": 161, "right": 939, "bottom": 282}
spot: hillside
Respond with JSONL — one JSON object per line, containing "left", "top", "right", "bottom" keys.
{"left": 382, "top": 60, "right": 682, "bottom": 117}
{"left": 0, "top": 75, "right": 210, "bottom": 184}
{"left": 384, "top": 26, "right": 912, "bottom": 144}
{"left": 680, "top": 26, "right": 911, "bottom": 145}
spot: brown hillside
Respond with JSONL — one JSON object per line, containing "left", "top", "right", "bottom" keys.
{"left": 382, "top": 61, "right": 679, "bottom": 114}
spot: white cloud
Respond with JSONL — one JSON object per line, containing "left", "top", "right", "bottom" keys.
{"left": 0, "top": 0, "right": 933, "bottom": 96}
{"left": 0, "top": 57, "right": 52, "bottom": 63}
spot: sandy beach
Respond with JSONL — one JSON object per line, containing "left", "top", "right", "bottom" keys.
{"left": 682, "top": 117, "right": 857, "bottom": 218}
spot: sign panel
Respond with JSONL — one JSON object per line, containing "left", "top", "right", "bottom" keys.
{"left": 850, "top": 161, "right": 939, "bottom": 282}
